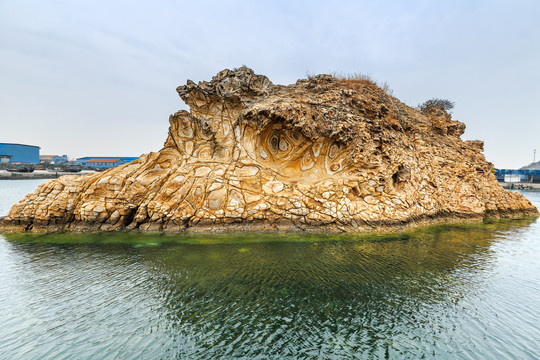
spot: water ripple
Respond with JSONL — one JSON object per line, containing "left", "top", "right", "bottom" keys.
{"left": 0, "top": 191, "right": 539, "bottom": 359}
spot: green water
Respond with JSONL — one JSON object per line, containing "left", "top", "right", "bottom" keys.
{"left": 1, "top": 182, "right": 539, "bottom": 359}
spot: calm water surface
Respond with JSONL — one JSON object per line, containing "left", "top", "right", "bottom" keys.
{"left": 1, "top": 180, "right": 539, "bottom": 359}
{"left": 0, "top": 179, "right": 49, "bottom": 217}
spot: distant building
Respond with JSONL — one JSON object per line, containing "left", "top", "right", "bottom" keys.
{"left": 40, "top": 155, "right": 69, "bottom": 164}
{"left": 495, "top": 169, "right": 540, "bottom": 183}
{"left": 0, "top": 143, "right": 40, "bottom": 163}
{"left": 0, "top": 155, "right": 12, "bottom": 164}
{"left": 76, "top": 157, "right": 138, "bottom": 169}
{"left": 40, "top": 155, "right": 55, "bottom": 164}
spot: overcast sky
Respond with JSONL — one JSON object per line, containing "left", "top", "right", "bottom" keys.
{"left": 1, "top": 0, "right": 538, "bottom": 168}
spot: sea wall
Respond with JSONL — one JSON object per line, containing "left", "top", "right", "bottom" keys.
{"left": 0, "top": 170, "right": 96, "bottom": 180}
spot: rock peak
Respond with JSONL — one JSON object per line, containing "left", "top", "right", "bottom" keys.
{"left": 177, "top": 67, "right": 273, "bottom": 105}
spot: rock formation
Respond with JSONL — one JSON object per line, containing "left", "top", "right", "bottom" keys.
{"left": 1, "top": 67, "right": 537, "bottom": 232}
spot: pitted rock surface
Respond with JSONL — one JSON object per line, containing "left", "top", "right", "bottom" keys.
{"left": 1, "top": 67, "right": 537, "bottom": 232}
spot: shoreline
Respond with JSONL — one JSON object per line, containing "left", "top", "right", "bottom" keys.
{"left": 0, "top": 169, "right": 97, "bottom": 180}
{"left": 500, "top": 182, "right": 540, "bottom": 190}
{"left": 1, "top": 207, "right": 537, "bottom": 234}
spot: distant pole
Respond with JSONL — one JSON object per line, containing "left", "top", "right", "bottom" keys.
{"left": 535, "top": 149, "right": 537, "bottom": 163}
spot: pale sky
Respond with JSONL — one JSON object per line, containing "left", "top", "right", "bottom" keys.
{"left": 1, "top": 0, "right": 538, "bottom": 168}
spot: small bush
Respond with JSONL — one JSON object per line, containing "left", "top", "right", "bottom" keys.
{"left": 306, "top": 71, "right": 316, "bottom": 81}
{"left": 329, "top": 72, "right": 393, "bottom": 96}
{"left": 330, "top": 71, "right": 375, "bottom": 83}
{"left": 418, "top": 98, "right": 455, "bottom": 112}
{"left": 377, "top": 81, "right": 393, "bottom": 96}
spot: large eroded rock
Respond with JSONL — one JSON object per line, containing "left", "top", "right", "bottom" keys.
{"left": 1, "top": 67, "right": 537, "bottom": 232}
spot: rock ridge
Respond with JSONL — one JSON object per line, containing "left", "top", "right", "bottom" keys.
{"left": 1, "top": 67, "right": 537, "bottom": 232}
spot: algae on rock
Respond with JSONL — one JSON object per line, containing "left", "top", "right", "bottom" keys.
{"left": 1, "top": 67, "right": 537, "bottom": 232}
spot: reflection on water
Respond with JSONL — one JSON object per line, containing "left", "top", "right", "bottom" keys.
{"left": 1, "top": 213, "right": 540, "bottom": 359}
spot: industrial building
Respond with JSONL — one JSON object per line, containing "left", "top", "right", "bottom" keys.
{"left": 0, "top": 143, "right": 40, "bottom": 164}
{"left": 40, "top": 155, "right": 69, "bottom": 164}
{"left": 76, "top": 157, "right": 138, "bottom": 170}
{"left": 495, "top": 169, "right": 540, "bottom": 183}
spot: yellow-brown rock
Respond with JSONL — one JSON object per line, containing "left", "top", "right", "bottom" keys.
{"left": 1, "top": 67, "right": 537, "bottom": 232}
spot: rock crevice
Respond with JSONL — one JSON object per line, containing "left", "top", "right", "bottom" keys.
{"left": 1, "top": 67, "right": 537, "bottom": 232}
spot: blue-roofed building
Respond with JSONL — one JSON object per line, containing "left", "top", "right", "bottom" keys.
{"left": 495, "top": 169, "right": 540, "bottom": 183}
{"left": 76, "top": 157, "right": 138, "bottom": 170}
{"left": 0, "top": 143, "right": 40, "bottom": 164}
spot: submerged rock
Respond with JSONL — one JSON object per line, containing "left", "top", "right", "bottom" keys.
{"left": 1, "top": 67, "right": 537, "bottom": 232}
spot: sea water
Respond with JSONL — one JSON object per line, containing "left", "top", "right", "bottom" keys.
{"left": 0, "top": 179, "right": 539, "bottom": 359}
